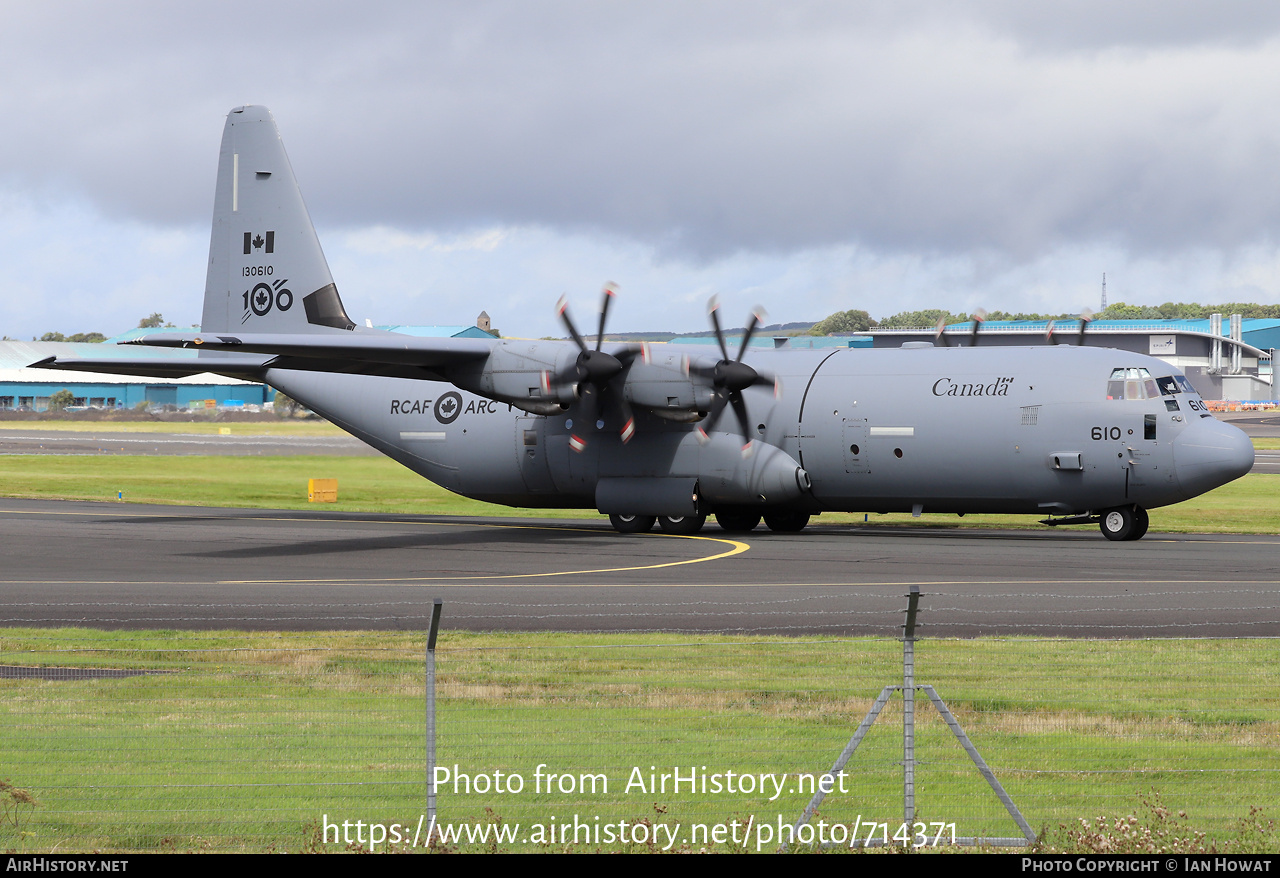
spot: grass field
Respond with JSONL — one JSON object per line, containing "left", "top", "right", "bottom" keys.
{"left": 2, "top": 628, "right": 1277, "bottom": 853}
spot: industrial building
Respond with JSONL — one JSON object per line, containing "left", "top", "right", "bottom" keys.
{"left": 0, "top": 339, "right": 269, "bottom": 411}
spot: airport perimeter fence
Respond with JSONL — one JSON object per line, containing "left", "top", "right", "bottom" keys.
{"left": 2, "top": 593, "right": 1279, "bottom": 853}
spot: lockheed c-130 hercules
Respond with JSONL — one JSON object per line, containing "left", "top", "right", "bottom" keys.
{"left": 34, "top": 106, "right": 1255, "bottom": 541}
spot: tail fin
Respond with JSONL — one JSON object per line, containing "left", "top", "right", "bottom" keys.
{"left": 200, "top": 106, "right": 356, "bottom": 335}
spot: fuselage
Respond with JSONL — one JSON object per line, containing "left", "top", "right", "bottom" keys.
{"left": 264, "top": 342, "right": 1254, "bottom": 520}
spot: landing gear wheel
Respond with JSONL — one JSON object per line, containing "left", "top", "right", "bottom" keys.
{"left": 657, "top": 514, "right": 707, "bottom": 535}
{"left": 1100, "top": 505, "right": 1147, "bottom": 541}
{"left": 609, "top": 514, "right": 656, "bottom": 534}
{"left": 1130, "top": 506, "right": 1149, "bottom": 541}
{"left": 763, "top": 510, "right": 811, "bottom": 533}
{"left": 714, "top": 509, "right": 761, "bottom": 533}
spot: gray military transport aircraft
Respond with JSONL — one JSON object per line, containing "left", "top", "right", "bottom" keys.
{"left": 34, "top": 106, "right": 1255, "bottom": 541}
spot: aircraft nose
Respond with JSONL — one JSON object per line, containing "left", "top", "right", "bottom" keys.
{"left": 1173, "top": 417, "right": 1254, "bottom": 500}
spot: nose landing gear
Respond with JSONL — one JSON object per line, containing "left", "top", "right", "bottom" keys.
{"left": 1100, "top": 505, "right": 1149, "bottom": 541}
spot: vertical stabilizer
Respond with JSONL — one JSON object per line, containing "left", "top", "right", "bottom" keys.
{"left": 200, "top": 106, "right": 355, "bottom": 335}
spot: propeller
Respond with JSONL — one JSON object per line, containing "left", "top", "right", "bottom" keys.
{"left": 685, "top": 296, "right": 779, "bottom": 457}
{"left": 544, "top": 284, "right": 638, "bottom": 451}
{"left": 935, "top": 316, "right": 950, "bottom": 346}
{"left": 968, "top": 309, "right": 987, "bottom": 346}
{"left": 1076, "top": 308, "right": 1093, "bottom": 346}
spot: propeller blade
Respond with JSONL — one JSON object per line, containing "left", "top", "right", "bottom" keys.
{"left": 736, "top": 306, "right": 766, "bottom": 362}
{"left": 557, "top": 295, "right": 589, "bottom": 353}
{"left": 595, "top": 283, "right": 617, "bottom": 352}
{"left": 707, "top": 296, "right": 731, "bottom": 362}
{"left": 696, "top": 392, "right": 730, "bottom": 444}
{"left": 1077, "top": 309, "right": 1094, "bottom": 346}
{"left": 730, "top": 395, "right": 755, "bottom": 457}
{"left": 935, "top": 316, "right": 949, "bottom": 346}
{"left": 1046, "top": 320, "right": 1056, "bottom": 344}
{"left": 568, "top": 384, "right": 602, "bottom": 453}
{"left": 969, "top": 309, "right": 986, "bottom": 346}
{"left": 605, "top": 384, "right": 637, "bottom": 444}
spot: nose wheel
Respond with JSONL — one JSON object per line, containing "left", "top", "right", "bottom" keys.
{"left": 1099, "top": 505, "right": 1149, "bottom": 541}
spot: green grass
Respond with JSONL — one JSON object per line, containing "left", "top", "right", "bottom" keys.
{"left": 0, "top": 453, "right": 1276, "bottom": 533}
{"left": 2, "top": 628, "right": 1276, "bottom": 852}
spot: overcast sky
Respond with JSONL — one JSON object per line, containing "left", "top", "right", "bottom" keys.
{"left": 3, "top": 1, "right": 1280, "bottom": 340}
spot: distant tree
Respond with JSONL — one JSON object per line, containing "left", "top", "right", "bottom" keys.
{"left": 274, "top": 391, "right": 300, "bottom": 418}
{"left": 39, "top": 331, "right": 106, "bottom": 343}
{"left": 47, "top": 389, "right": 75, "bottom": 411}
{"left": 1098, "top": 302, "right": 1165, "bottom": 320}
{"left": 811, "top": 309, "right": 875, "bottom": 335}
{"left": 985, "top": 310, "right": 1076, "bottom": 321}
{"left": 877, "top": 309, "right": 972, "bottom": 329}
{"left": 137, "top": 313, "right": 175, "bottom": 329}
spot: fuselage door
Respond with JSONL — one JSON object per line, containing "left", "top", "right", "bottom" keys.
{"left": 516, "top": 416, "right": 556, "bottom": 493}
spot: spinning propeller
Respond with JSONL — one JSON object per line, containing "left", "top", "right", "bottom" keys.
{"left": 686, "top": 297, "right": 779, "bottom": 457}
{"left": 544, "top": 284, "right": 638, "bottom": 451}
{"left": 1046, "top": 309, "right": 1093, "bottom": 345}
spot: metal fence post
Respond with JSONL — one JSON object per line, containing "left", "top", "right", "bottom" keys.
{"left": 426, "top": 599, "right": 443, "bottom": 842}
{"left": 903, "top": 586, "right": 920, "bottom": 832}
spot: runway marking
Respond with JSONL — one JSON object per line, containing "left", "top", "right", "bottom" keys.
{"left": 0, "top": 507, "right": 750, "bottom": 582}
{"left": 4, "top": 579, "right": 1277, "bottom": 591}
{"left": 3, "top": 506, "right": 1278, "bottom": 544}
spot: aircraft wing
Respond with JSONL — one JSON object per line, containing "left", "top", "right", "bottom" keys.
{"left": 122, "top": 332, "right": 497, "bottom": 381}
{"left": 28, "top": 354, "right": 273, "bottom": 381}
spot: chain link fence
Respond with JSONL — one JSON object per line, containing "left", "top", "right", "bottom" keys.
{"left": 2, "top": 595, "right": 1278, "bottom": 852}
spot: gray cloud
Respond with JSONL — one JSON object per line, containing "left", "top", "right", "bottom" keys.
{"left": 3, "top": 1, "right": 1280, "bottom": 266}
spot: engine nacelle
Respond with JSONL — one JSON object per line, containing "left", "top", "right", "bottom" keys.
{"left": 623, "top": 350, "right": 713, "bottom": 414}
{"left": 450, "top": 341, "right": 578, "bottom": 409}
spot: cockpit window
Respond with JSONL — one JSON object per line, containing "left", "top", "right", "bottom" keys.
{"left": 1174, "top": 375, "right": 1196, "bottom": 395}
{"left": 1156, "top": 376, "right": 1180, "bottom": 395}
{"left": 1107, "top": 367, "right": 1154, "bottom": 400}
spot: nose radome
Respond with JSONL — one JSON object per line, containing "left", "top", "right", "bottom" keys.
{"left": 1173, "top": 418, "right": 1255, "bottom": 500}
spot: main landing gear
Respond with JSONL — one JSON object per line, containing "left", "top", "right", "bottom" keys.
{"left": 1099, "top": 505, "right": 1149, "bottom": 542}
{"left": 608, "top": 509, "right": 811, "bottom": 535}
